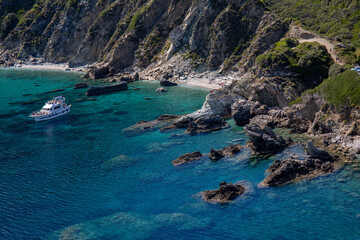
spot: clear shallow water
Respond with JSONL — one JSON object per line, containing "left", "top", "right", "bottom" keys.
{"left": 0, "top": 69, "right": 359, "bottom": 240}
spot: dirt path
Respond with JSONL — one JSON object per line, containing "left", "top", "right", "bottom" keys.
{"left": 290, "top": 26, "right": 344, "bottom": 65}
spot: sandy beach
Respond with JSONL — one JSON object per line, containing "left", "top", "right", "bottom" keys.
{"left": 7, "top": 62, "right": 226, "bottom": 90}
{"left": 179, "top": 78, "right": 222, "bottom": 90}
{"left": 12, "top": 62, "right": 86, "bottom": 72}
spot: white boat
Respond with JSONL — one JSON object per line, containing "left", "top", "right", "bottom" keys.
{"left": 29, "top": 96, "right": 71, "bottom": 122}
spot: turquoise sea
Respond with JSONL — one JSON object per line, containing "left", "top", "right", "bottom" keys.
{"left": 0, "top": 69, "right": 359, "bottom": 240}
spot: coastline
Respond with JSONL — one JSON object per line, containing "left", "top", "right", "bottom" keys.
{"left": 5, "top": 63, "right": 223, "bottom": 90}
{"left": 7, "top": 63, "right": 85, "bottom": 72}
{"left": 179, "top": 78, "right": 222, "bottom": 90}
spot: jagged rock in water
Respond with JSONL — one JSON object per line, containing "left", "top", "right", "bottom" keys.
{"left": 172, "top": 151, "right": 202, "bottom": 166}
{"left": 85, "top": 82, "right": 128, "bottom": 96}
{"left": 306, "top": 141, "right": 333, "bottom": 161}
{"left": 185, "top": 115, "right": 229, "bottom": 135}
{"left": 123, "top": 114, "right": 180, "bottom": 136}
{"left": 244, "top": 124, "right": 290, "bottom": 155}
{"left": 209, "top": 148, "right": 225, "bottom": 161}
{"left": 261, "top": 157, "right": 335, "bottom": 187}
{"left": 209, "top": 144, "right": 243, "bottom": 161}
{"left": 160, "top": 79, "right": 177, "bottom": 86}
{"left": 231, "top": 99, "right": 268, "bottom": 126}
{"left": 74, "top": 82, "right": 88, "bottom": 89}
{"left": 201, "top": 181, "right": 245, "bottom": 204}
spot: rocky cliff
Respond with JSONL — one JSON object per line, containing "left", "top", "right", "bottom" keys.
{"left": 0, "top": 0, "right": 287, "bottom": 75}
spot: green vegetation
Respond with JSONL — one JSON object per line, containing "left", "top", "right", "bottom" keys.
{"left": 127, "top": 0, "right": 154, "bottom": 32}
{"left": 320, "top": 70, "right": 360, "bottom": 108}
{"left": 263, "top": 0, "right": 360, "bottom": 64}
{"left": 291, "top": 70, "right": 360, "bottom": 108}
{"left": 67, "top": 0, "right": 79, "bottom": 9}
{"left": 256, "top": 38, "right": 333, "bottom": 86}
{"left": 0, "top": 0, "right": 36, "bottom": 39}
{"left": 0, "top": 13, "right": 18, "bottom": 39}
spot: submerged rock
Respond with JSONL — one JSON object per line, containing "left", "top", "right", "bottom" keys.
{"left": 172, "top": 151, "right": 202, "bottom": 166}
{"left": 201, "top": 181, "right": 245, "bottom": 204}
{"left": 86, "top": 81, "right": 128, "bottom": 96}
{"left": 306, "top": 141, "right": 333, "bottom": 161}
{"left": 43, "top": 88, "right": 65, "bottom": 94}
{"left": 261, "top": 157, "right": 335, "bottom": 187}
{"left": 74, "top": 82, "right": 88, "bottom": 89}
{"left": 209, "top": 144, "right": 243, "bottom": 161}
{"left": 244, "top": 124, "right": 291, "bottom": 155}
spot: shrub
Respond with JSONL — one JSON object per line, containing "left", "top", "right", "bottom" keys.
{"left": 319, "top": 70, "right": 360, "bottom": 108}
{"left": 1, "top": 13, "right": 18, "bottom": 39}
{"left": 256, "top": 39, "right": 333, "bottom": 87}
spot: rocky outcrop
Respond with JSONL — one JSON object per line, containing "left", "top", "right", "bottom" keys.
{"left": 306, "top": 141, "right": 333, "bottom": 161}
{"left": 123, "top": 114, "right": 180, "bottom": 136}
{"left": 260, "top": 142, "right": 335, "bottom": 186}
{"left": 261, "top": 157, "right": 335, "bottom": 187}
{"left": 250, "top": 107, "right": 310, "bottom": 133}
{"left": 201, "top": 181, "right": 245, "bottom": 204}
{"left": 244, "top": 124, "right": 291, "bottom": 155}
{"left": 209, "top": 144, "right": 243, "bottom": 161}
{"left": 173, "top": 114, "right": 229, "bottom": 135}
{"left": 88, "top": 65, "right": 114, "bottom": 79}
{"left": 85, "top": 82, "right": 128, "bottom": 96}
{"left": 160, "top": 80, "right": 177, "bottom": 86}
{"left": 172, "top": 151, "right": 202, "bottom": 166}
{"left": 0, "top": 0, "right": 287, "bottom": 77}
{"left": 232, "top": 99, "right": 268, "bottom": 126}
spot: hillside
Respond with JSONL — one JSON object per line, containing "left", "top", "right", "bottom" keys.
{"left": 263, "top": 0, "right": 360, "bottom": 63}
{"left": 0, "top": 0, "right": 287, "bottom": 75}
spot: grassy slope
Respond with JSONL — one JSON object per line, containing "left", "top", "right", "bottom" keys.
{"left": 263, "top": 0, "right": 360, "bottom": 64}
{"left": 256, "top": 38, "right": 333, "bottom": 87}
{"left": 291, "top": 70, "right": 360, "bottom": 108}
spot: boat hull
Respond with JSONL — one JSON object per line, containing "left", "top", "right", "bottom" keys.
{"left": 32, "top": 107, "right": 71, "bottom": 122}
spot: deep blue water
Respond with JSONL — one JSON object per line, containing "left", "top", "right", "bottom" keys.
{"left": 0, "top": 69, "right": 359, "bottom": 240}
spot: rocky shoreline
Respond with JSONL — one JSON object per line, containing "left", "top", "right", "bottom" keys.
{"left": 0, "top": 0, "right": 357, "bottom": 206}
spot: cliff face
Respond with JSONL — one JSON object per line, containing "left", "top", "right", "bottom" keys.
{"left": 0, "top": 0, "right": 287, "bottom": 74}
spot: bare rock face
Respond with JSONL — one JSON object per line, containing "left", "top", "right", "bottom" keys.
{"left": 209, "top": 144, "right": 243, "bottom": 161}
{"left": 231, "top": 99, "right": 268, "bottom": 126}
{"left": 88, "top": 65, "right": 114, "bottom": 79}
{"left": 261, "top": 157, "right": 334, "bottom": 187}
{"left": 250, "top": 107, "right": 310, "bottom": 133}
{"left": 201, "top": 181, "right": 245, "bottom": 204}
{"left": 172, "top": 151, "right": 202, "bottom": 166}
{"left": 244, "top": 124, "right": 291, "bottom": 155}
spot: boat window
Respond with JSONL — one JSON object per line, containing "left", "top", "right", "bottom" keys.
{"left": 54, "top": 106, "right": 60, "bottom": 109}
